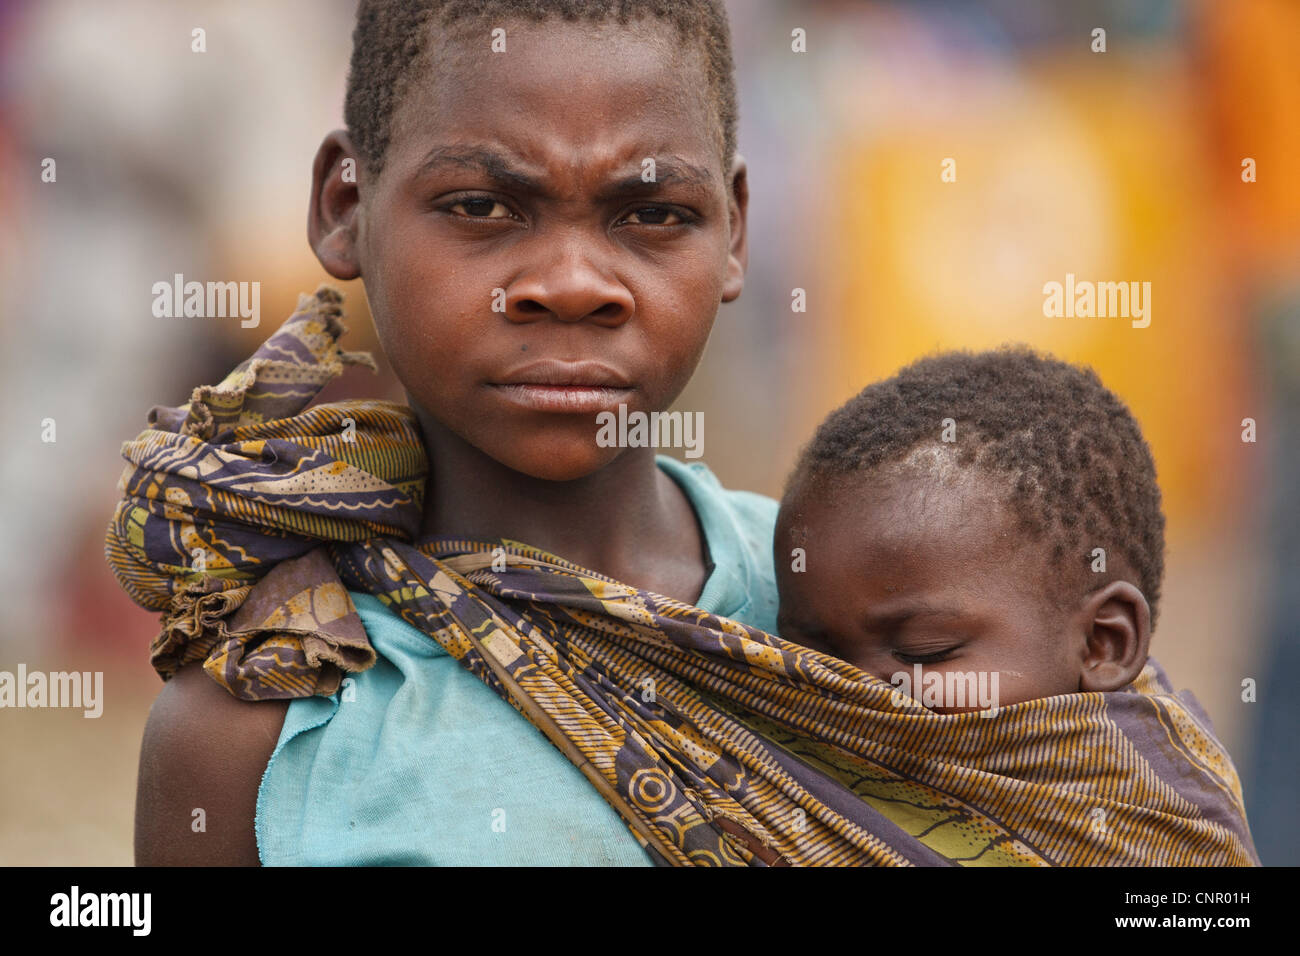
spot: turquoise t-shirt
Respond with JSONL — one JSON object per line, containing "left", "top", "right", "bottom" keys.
{"left": 255, "top": 456, "right": 780, "bottom": 865}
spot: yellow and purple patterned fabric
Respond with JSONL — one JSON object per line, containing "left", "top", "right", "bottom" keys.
{"left": 105, "top": 287, "right": 1260, "bottom": 866}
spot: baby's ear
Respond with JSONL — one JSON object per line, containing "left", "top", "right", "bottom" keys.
{"left": 308, "top": 130, "right": 363, "bottom": 280}
{"left": 1077, "top": 580, "right": 1151, "bottom": 692}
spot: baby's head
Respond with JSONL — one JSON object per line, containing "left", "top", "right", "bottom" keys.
{"left": 775, "top": 348, "right": 1166, "bottom": 711}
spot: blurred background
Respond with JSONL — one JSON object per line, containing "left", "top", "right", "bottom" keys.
{"left": 1, "top": 0, "right": 1296, "bottom": 864}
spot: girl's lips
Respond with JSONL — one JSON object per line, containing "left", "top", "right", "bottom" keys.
{"left": 489, "top": 383, "right": 633, "bottom": 414}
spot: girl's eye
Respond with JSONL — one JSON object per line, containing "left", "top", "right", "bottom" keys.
{"left": 441, "top": 197, "right": 692, "bottom": 228}
{"left": 622, "top": 206, "right": 687, "bottom": 226}
{"left": 894, "top": 648, "right": 957, "bottom": 665}
{"left": 446, "top": 196, "right": 513, "bottom": 219}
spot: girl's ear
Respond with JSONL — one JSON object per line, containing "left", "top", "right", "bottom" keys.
{"left": 721, "top": 152, "right": 749, "bottom": 304}
{"left": 1077, "top": 580, "right": 1152, "bottom": 692}
{"left": 308, "top": 130, "right": 363, "bottom": 280}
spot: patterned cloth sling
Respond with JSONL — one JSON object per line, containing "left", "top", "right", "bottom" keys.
{"left": 105, "top": 286, "right": 1260, "bottom": 866}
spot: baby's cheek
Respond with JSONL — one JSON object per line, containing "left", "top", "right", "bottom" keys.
{"left": 987, "top": 662, "right": 1079, "bottom": 707}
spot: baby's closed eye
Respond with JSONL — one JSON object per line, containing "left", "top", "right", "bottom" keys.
{"left": 891, "top": 645, "right": 961, "bottom": 665}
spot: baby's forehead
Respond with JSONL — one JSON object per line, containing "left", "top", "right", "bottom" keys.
{"left": 779, "top": 470, "right": 1065, "bottom": 608}
{"left": 787, "top": 462, "right": 1014, "bottom": 523}
{"left": 781, "top": 465, "right": 1040, "bottom": 565}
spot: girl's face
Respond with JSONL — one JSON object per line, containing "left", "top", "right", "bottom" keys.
{"left": 352, "top": 18, "right": 746, "bottom": 480}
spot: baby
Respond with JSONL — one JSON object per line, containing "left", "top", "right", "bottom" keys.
{"left": 775, "top": 347, "right": 1164, "bottom": 714}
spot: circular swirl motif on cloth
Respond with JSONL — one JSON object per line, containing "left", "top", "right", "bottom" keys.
{"left": 628, "top": 767, "right": 675, "bottom": 815}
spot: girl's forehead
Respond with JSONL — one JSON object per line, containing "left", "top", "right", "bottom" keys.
{"left": 388, "top": 18, "right": 719, "bottom": 161}
{"left": 422, "top": 16, "right": 698, "bottom": 93}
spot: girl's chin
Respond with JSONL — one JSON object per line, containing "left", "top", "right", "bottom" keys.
{"left": 487, "top": 440, "right": 627, "bottom": 483}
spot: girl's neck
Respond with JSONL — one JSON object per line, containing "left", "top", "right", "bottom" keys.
{"left": 415, "top": 412, "right": 708, "bottom": 603}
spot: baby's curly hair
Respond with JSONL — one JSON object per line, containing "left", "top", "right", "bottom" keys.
{"left": 784, "top": 347, "right": 1167, "bottom": 624}
{"left": 345, "top": 0, "right": 738, "bottom": 178}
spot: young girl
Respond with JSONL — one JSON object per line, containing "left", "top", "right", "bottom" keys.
{"left": 121, "top": 0, "right": 777, "bottom": 866}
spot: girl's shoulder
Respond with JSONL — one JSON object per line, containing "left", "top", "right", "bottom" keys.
{"left": 135, "top": 663, "right": 288, "bottom": 865}
{"left": 655, "top": 456, "right": 780, "bottom": 634}
{"left": 655, "top": 455, "right": 778, "bottom": 540}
